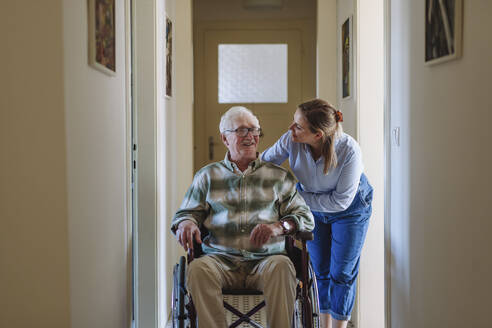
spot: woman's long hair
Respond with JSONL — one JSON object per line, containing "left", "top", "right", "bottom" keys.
{"left": 298, "top": 99, "right": 343, "bottom": 174}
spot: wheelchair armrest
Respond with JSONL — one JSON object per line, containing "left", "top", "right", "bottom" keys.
{"left": 285, "top": 231, "right": 313, "bottom": 281}
{"left": 187, "top": 239, "right": 204, "bottom": 261}
{"left": 187, "top": 226, "right": 208, "bottom": 262}
{"left": 294, "top": 231, "right": 314, "bottom": 241}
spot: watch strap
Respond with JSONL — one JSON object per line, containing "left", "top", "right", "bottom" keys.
{"left": 280, "top": 219, "right": 296, "bottom": 235}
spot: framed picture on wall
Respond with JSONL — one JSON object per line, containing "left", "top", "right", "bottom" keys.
{"left": 341, "top": 16, "right": 352, "bottom": 99}
{"left": 425, "top": 0, "right": 463, "bottom": 65}
{"left": 166, "top": 17, "right": 173, "bottom": 97}
{"left": 88, "top": 0, "right": 116, "bottom": 76}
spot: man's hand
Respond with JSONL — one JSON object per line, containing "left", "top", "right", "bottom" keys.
{"left": 176, "top": 220, "right": 202, "bottom": 252}
{"left": 249, "top": 222, "right": 283, "bottom": 248}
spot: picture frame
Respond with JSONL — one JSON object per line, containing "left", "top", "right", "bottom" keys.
{"left": 425, "top": 0, "right": 463, "bottom": 66}
{"left": 88, "top": 0, "right": 116, "bottom": 76}
{"left": 165, "top": 17, "right": 173, "bottom": 98}
{"left": 341, "top": 16, "right": 352, "bottom": 99}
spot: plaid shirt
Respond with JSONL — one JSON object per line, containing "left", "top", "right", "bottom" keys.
{"left": 171, "top": 153, "right": 314, "bottom": 259}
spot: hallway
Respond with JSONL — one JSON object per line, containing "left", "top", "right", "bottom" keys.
{"left": 2, "top": 1, "right": 492, "bottom": 328}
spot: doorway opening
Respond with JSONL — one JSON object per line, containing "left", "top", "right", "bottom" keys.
{"left": 191, "top": 0, "right": 385, "bottom": 327}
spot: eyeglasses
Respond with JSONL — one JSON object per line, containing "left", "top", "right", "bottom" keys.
{"left": 225, "top": 127, "right": 262, "bottom": 137}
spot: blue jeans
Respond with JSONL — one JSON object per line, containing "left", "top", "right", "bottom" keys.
{"left": 307, "top": 173, "right": 373, "bottom": 321}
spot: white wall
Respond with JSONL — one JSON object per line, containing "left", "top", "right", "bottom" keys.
{"left": 357, "top": 0, "right": 385, "bottom": 327}
{"left": 389, "top": 1, "right": 492, "bottom": 327}
{"left": 63, "top": 0, "right": 129, "bottom": 327}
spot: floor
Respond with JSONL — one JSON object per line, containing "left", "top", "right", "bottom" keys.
{"left": 166, "top": 295, "right": 357, "bottom": 327}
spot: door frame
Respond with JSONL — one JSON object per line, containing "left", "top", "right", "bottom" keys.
{"left": 354, "top": 0, "right": 386, "bottom": 326}
{"left": 125, "top": 0, "right": 135, "bottom": 327}
{"left": 384, "top": 0, "right": 392, "bottom": 326}
{"left": 132, "top": 0, "right": 160, "bottom": 327}
{"left": 131, "top": 1, "right": 194, "bottom": 327}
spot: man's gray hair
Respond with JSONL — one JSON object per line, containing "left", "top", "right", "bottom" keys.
{"left": 219, "top": 106, "right": 260, "bottom": 134}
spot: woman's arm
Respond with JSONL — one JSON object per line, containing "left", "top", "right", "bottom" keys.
{"left": 298, "top": 151, "right": 363, "bottom": 213}
{"left": 260, "top": 131, "right": 291, "bottom": 165}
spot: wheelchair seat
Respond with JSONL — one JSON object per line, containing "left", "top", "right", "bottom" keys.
{"left": 222, "top": 288, "right": 263, "bottom": 295}
{"left": 171, "top": 228, "right": 320, "bottom": 328}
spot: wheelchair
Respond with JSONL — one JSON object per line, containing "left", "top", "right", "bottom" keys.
{"left": 171, "top": 229, "right": 320, "bottom": 328}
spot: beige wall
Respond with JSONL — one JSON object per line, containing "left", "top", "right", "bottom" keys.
{"left": 390, "top": 1, "right": 492, "bottom": 327}
{"left": 316, "top": 0, "right": 337, "bottom": 117}
{"left": 63, "top": 0, "right": 129, "bottom": 327}
{"left": 194, "top": 0, "right": 316, "bottom": 21}
{"left": 0, "top": 1, "right": 71, "bottom": 327}
{"left": 0, "top": 0, "right": 130, "bottom": 327}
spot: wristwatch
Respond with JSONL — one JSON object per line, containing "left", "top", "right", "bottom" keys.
{"left": 280, "top": 219, "right": 296, "bottom": 235}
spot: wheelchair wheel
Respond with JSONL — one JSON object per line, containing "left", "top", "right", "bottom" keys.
{"left": 172, "top": 256, "right": 188, "bottom": 328}
{"left": 293, "top": 263, "right": 320, "bottom": 328}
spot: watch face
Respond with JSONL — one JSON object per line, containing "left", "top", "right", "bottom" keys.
{"left": 282, "top": 220, "right": 291, "bottom": 233}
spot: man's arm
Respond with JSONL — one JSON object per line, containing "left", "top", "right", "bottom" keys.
{"left": 249, "top": 219, "right": 296, "bottom": 248}
{"left": 249, "top": 171, "right": 314, "bottom": 247}
{"left": 171, "top": 171, "right": 210, "bottom": 251}
{"left": 277, "top": 171, "right": 315, "bottom": 232}
{"left": 175, "top": 220, "right": 202, "bottom": 252}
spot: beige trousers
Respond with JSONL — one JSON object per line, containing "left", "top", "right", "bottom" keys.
{"left": 186, "top": 254, "right": 297, "bottom": 328}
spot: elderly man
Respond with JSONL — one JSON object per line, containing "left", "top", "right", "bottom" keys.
{"left": 171, "top": 106, "right": 314, "bottom": 328}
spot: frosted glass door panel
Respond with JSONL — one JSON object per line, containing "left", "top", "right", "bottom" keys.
{"left": 218, "top": 44, "right": 288, "bottom": 103}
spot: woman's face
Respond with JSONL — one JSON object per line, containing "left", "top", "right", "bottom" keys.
{"left": 289, "top": 109, "right": 320, "bottom": 145}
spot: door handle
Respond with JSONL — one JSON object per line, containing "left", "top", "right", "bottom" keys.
{"left": 208, "top": 136, "right": 217, "bottom": 160}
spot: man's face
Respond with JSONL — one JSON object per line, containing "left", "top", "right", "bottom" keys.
{"left": 222, "top": 115, "right": 260, "bottom": 161}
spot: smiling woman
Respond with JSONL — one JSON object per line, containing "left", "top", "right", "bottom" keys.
{"left": 261, "top": 99, "right": 373, "bottom": 328}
